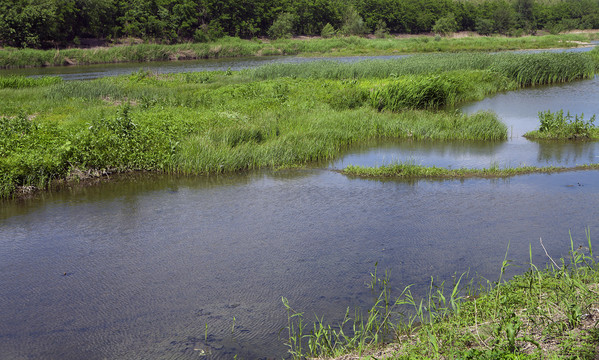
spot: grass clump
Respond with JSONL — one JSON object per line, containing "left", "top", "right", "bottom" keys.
{"left": 283, "top": 232, "right": 599, "bottom": 359}
{"left": 525, "top": 110, "right": 599, "bottom": 140}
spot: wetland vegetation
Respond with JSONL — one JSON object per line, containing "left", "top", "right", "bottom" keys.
{"left": 1, "top": 49, "right": 599, "bottom": 198}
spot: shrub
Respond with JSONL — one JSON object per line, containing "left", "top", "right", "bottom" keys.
{"left": 321, "top": 23, "right": 336, "bottom": 38}
{"left": 340, "top": 6, "right": 367, "bottom": 36}
{"left": 268, "top": 13, "right": 297, "bottom": 39}
{"left": 432, "top": 13, "right": 458, "bottom": 36}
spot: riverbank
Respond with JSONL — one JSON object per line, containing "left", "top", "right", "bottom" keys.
{"left": 1, "top": 50, "right": 598, "bottom": 199}
{"left": 1, "top": 33, "right": 598, "bottom": 69}
{"left": 284, "top": 235, "right": 599, "bottom": 359}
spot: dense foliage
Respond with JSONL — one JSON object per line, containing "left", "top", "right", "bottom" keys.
{"left": 1, "top": 0, "right": 599, "bottom": 48}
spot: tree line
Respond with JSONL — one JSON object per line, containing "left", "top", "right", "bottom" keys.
{"left": 1, "top": 0, "right": 599, "bottom": 48}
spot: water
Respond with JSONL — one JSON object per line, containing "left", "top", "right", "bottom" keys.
{"left": 1, "top": 69, "right": 599, "bottom": 359}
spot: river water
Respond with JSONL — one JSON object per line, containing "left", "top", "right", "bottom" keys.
{"left": 1, "top": 56, "right": 599, "bottom": 359}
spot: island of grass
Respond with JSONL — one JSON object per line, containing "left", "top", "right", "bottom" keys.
{"left": 283, "top": 235, "right": 599, "bottom": 359}
{"left": 1, "top": 49, "right": 599, "bottom": 198}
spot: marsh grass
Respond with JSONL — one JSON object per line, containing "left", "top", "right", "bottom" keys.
{"left": 525, "top": 110, "right": 599, "bottom": 140}
{"left": 283, "top": 232, "right": 599, "bottom": 359}
{"left": 342, "top": 162, "right": 599, "bottom": 179}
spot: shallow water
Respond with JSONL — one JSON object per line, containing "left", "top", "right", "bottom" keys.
{"left": 1, "top": 65, "right": 599, "bottom": 359}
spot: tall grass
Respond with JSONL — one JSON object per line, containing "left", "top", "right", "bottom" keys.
{"left": 0, "top": 75, "right": 62, "bottom": 89}
{"left": 283, "top": 233, "right": 599, "bottom": 359}
{"left": 249, "top": 51, "right": 597, "bottom": 86}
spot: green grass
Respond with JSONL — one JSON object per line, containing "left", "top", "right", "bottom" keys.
{"left": 524, "top": 110, "right": 599, "bottom": 140}
{"left": 1, "top": 47, "right": 598, "bottom": 198}
{"left": 283, "top": 231, "right": 599, "bottom": 359}
{"left": 342, "top": 162, "right": 599, "bottom": 179}
{"left": 1, "top": 33, "right": 598, "bottom": 68}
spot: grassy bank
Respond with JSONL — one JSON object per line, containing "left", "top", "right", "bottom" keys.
{"left": 1, "top": 33, "right": 598, "bottom": 69}
{"left": 283, "top": 233, "right": 599, "bottom": 359}
{"left": 342, "top": 163, "right": 599, "bottom": 179}
{"left": 524, "top": 110, "right": 599, "bottom": 140}
{"left": 1, "top": 50, "right": 598, "bottom": 198}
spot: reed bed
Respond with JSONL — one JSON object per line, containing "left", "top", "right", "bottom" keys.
{"left": 283, "top": 233, "right": 599, "bottom": 359}
{"left": 342, "top": 162, "right": 599, "bottom": 179}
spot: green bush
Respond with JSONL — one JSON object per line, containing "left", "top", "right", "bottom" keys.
{"left": 268, "top": 13, "right": 297, "bottom": 39}
{"left": 321, "top": 23, "right": 336, "bottom": 38}
{"left": 432, "top": 13, "right": 458, "bottom": 36}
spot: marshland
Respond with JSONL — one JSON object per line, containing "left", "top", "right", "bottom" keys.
{"left": 2, "top": 42, "right": 599, "bottom": 359}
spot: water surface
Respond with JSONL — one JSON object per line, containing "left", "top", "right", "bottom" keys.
{"left": 1, "top": 60, "right": 599, "bottom": 360}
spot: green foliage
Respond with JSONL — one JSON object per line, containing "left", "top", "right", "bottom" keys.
{"left": 340, "top": 6, "right": 367, "bottom": 36}
{"left": 525, "top": 110, "right": 598, "bottom": 140}
{"left": 2, "top": 0, "right": 599, "bottom": 47}
{"left": 433, "top": 13, "right": 458, "bottom": 36}
{"left": 321, "top": 23, "right": 335, "bottom": 38}
{"left": 268, "top": 13, "right": 297, "bottom": 40}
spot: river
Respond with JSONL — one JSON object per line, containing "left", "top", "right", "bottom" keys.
{"left": 0, "top": 57, "right": 598, "bottom": 359}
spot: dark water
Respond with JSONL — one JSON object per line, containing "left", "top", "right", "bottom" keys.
{"left": 1, "top": 73, "right": 599, "bottom": 359}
